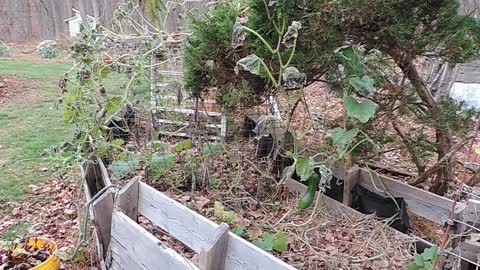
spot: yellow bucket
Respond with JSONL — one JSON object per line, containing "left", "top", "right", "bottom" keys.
{"left": 6, "top": 238, "right": 60, "bottom": 270}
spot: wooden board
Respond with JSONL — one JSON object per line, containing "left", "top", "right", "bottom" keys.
{"left": 117, "top": 177, "right": 140, "bottom": 221}
{"left": 355, "top": 168, "right": 456, "bottom": 225}
{"left": 200, "top": 223, "right": 229, "bottom": 270}
{"left": 458, "top": 239, "right": 480, "bottom": 266}
{"left": 92, "top": 190, "right": 114, "bottom": 258}
{"left": 464, "top": 199, "right": 480, "bottom": 223}
{"left": 455, "top": 63, "right": 480, "bottom": 84}
{"left": 224, "top": 233, "right": 296, "bottom": 270}
{"left": 343, "top": 168, "right": 360, "bottom": 207}
{"left": 109, "top": 211, "right": 199, "bottom": 270}
{"left": 138, "top": 182, "right": 218, "bottom": 253}
{"left": 82, "top": 158, "right": 114, "bottom": 261}
{"left": 138, "top": 183, "right": 297, "bottom": 270}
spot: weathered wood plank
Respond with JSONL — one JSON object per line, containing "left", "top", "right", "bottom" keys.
{"left": 343, "top": 168, "right": 360, "bottom": 207}
{"left": 464, "top": 199, "right": 480, "bottom": 223}
{"left": 138, "top": 182, "right": 218, "bottom": 253}
{"left": 458, "top": 239, "right": 480, "bottom": 266}
{"left": 138, "top": 183, "right": 297, "bottom": 270}
{"left": 200, "top": 223, "right": 229, "bottom": 270}
{"left": 117, "top": 177, "right": 140, "bottom": 221}
{"left": 92, "top": 189, "right": 114, "bottom": 258}
{"left": 355, "top": 168, "right": 455, "bottom": 225}
{"left": 110, "top": 211, "right": 199, "bottom": 270}
{"left": 108, "top": 240, "right": 146, "bottom": 270}
{"left": 455, "top": 64, "right": 480, "bottom": 84}
{"left": 82, "top": 158, "right": 114, "bottom": 262}
{"left": 224, "top": 233, "right": 297, "bottom": 270}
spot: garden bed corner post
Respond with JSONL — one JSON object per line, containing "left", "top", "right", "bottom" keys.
{"left": 199, "top": 223, "right": 230, "bottom": 270}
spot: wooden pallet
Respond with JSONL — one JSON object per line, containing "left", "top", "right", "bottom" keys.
{"left": 151, "top": 60, "right": 227, "bottom": 141}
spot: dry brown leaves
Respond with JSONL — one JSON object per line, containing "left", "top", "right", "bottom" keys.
{"left": 0, "top": 76, "right": 26, "bottom": 104}
{"left": 0, "top": 177, "right": 97, "bottom": 270}
{"left": 138, "top": 139, "right": 415, "bottom": 270}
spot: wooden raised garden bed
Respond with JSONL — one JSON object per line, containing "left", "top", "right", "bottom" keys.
{"left": 82, "top": 159, "right": 419, "bottom": 270}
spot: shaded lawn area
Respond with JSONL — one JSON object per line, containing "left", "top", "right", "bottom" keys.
{"left": 0, "top": 60, "right": 72, "bottom": 202}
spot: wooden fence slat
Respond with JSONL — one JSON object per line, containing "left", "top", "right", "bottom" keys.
{"left": 138, "top": 182, "right": 297, "bottom": 270}
{"left": 138, "top": 182, "right": 218, "bottom": 253}
{"left": 110, "top": 211, "right": 200, "bottom": 270}
{"left": 117, "top": 177, "right": 140, "bottom": 221}
{"left": 200, "top": 223, "right": 229, "bottom": 270}
{"left": 92, "top": 190, "right": 114, "bottom": 258}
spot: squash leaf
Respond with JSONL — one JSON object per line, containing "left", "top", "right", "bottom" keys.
{"left": 349, "top": 75, "right": 374, "bottom": 95}
{"left": 148, "top": 152, "right": 175, "bottom": 176}
{"left": 295, "top": 156, "right": 315, "bottom": 182}
{"left": 253, "top": 233, "right": 275, "bottom": 251}
{"left": 112, "top": 156, "right": 140, "bottom": 179}
{"left": 331, "top": 127, "right": 359, "bottom": 152}
{"left": 273, "top": 232, "right": 288, "bottom": 252}
{"left": 235, "top": 54, "right": 264, "bottom": 76}
{"left": 174, "top": 139, "right": 192, "bottom": 152}
{"left": 343, "top": 96, "right": 377, "bottom": 123}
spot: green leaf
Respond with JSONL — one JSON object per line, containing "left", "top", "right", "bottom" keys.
{"left": 295, "top": 156, "right": 315, "bottom": 182}
{"left": 112, "top": 157, "right": 140, "bottom": 180}
{"left": 101, "top": 67, "right": 110, "bottom": 79}
{"left": 273, "top": 232, "right": 288, "bottom": 252}
{"left": 414, "top": 254, "right": 424, "bottom": 266}
{"left": 222, "top": 211, "right": 237, "bottom": 223}
{"left": 406, "top": 262, "right": 419, "bottom": 270}
{"left": 175, "top": 139, "right": 192, "bottom": 152}
{"left": 232, "top": 226, "right": 245, "bottom": 236}
{"left": 105, "top": 97, "right": 122, "bottom": 118}
{"left": 343, "top": 96, "right": 378, "bottom": 123}
{"left": 111, "top": 139, "right": 124, "bottom": 147}
{"left": 253, "top": 233, "right": 274, "bottom": 251}
{"left": 334, "top": 45, "right": 364, "bottom": 76}
{"left": 151, "top": 140, "right": 169, "bottom": 149}
{"left": 74, "top": 248, "right": 85, "bottom": 262}
{"left": 213, "top": 201, "right": 225, "bottom": 219}
{"left": 424, "top": 262, "right": 433, "bottom": 270}
{"left": 213, "top": 201, "right": 236, "bottom": 223}
{"left": 63, "top": 108, "right": 73, "bottom": 123}
{"left": 235, "top": 54, "right": 264, "bottom": 76}
{"left": 203, "top": 143, "right": 225, "bottom": 156}
{"left": 117, "top": 151, "right": 128, "bottom": 161}
{"left": 422, "top": 245, "right": 438, "bottom": 261}
{"left": 331, "top": 127, "right": 359, "bottom": 152}
{"left": 148, "top": 152, "right": 175, "bottom": 176}
{"left": 349, "top": 75, "right": 374, "bottom": 95}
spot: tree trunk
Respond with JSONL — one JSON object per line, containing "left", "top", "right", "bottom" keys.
{"left": 91, "top": 0, "right": 100, "bottom": 22}
{"left": 391, "top": 52, "right": 455, "bottom": 194}
{"left": 25, "top": 1, "right": 33, "bottom": 39}
{"left": 392, "top": 120, "right": 426, "bottom": 174}
{"left": 79, "top": 0, "right": 88, "bottom": 27}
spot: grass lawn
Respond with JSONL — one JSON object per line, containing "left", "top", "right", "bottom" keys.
{"left": 0, "top": 60, "right": 72, "bottom": 202}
